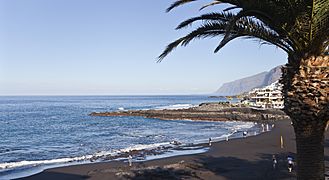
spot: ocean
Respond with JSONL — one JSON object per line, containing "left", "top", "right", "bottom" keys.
{"left": 0, "top": 96, "right": 263, "bottom": 179}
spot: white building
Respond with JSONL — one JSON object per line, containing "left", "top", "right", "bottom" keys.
{"left": 248, "top": 81, "right": 284, "bottom": 109}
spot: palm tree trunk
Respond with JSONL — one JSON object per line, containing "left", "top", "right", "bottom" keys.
{"left": 294, "top": 121, "right": 325, "bottom": 179}
{"left": 281, "top": 55, "right": 329, "bottom": 180}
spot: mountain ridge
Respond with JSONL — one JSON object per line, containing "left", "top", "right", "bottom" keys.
{"left": 215, "top": 65, "right": 282, "bottom": 95}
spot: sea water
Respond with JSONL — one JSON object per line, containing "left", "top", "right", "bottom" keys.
{"left": 0, "top": 96, "right": 261, "bottom": 179}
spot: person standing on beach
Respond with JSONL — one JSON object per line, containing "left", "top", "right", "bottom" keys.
{"left": 287, "top": 156, "right": 294, "bottom": 172}
{"left": 272, "top": 155, "right": 277, "bottom": 169}
{"left": 243, "top": 131, "right": 247, "bottom": 138}
{"left": 128, "top": 155, "right": 133, "bottom": 167}
{"left": 208, "top": 138, "right": 212, "bottom": 146}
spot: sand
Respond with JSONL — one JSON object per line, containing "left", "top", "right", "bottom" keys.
{"left": 20, "top": 119, "right": 329, "bottom": 180}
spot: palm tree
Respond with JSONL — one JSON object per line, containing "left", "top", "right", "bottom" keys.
{"left": 159, "top": 0, "right": 329, "bottom": 179}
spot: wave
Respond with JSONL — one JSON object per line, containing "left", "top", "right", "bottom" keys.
{"left": 118, "top": 142, "right": 171, "bottom": 152}
{"left": 118, "top": 107, "right": 125, "bottom": 111}
{"left": 0, "top": 121, "right": 266, "bottom": 179}
{"left": 0, "top": 138, "right": 210, "bottom": 179}
{"left": 154, "top": 104, "right": 197, "bottom": 110}
{"left": 230, "top": 122, "right": 255, "bottom": 131}
{"left": 0, "top": 155, "right": 92, "bottom": 171}
{"left": 0, "top": 142, "right": 175, "bottom": 174}
{"left": 0, "top": 121, "right": 259, "bottom": 172}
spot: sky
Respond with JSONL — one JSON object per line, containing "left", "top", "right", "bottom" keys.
{"left": 0, "top": 0, "right": 288, "bottom": 95}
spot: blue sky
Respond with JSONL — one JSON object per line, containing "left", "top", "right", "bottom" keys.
{"left": 0, "top": 0, "right": 287, "bottom": 95}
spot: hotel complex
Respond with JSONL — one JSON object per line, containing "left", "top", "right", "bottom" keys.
{"left": 246, "top": 81, "right": 284, "bottom": 109}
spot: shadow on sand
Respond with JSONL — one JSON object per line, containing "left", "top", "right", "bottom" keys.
{"left": 125, "top": 152, "right": 297, "bottom": 180}
{"left": 19, "top": 172, "right": 89, "bottom": 180}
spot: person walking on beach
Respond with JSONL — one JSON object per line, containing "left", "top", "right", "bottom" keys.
{"left": 128, "top": 155, "right": 133, "bottom": 167}
{"left": 208, "top": 138, "right": 212, "bottom": 146}
{"left": 272, "top": 155, "right": 277, "bottom": 169}
{"left": 243, "top": 131, "right": 247, "bottom": 138}
{"left": 287, "top": 156, "right": 294, "bottom": 172}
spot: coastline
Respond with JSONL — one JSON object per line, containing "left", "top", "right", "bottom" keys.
{"left": 19, "top": 119, "right": 326, "bottom": 180}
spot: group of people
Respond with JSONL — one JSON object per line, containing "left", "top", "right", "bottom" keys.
{"left": 272, "top": 155, "right": 294, "bottom": 172}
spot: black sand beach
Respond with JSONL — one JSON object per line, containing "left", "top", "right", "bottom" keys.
{"left": 20, "top": 119, "right": 329, "bottom": 180}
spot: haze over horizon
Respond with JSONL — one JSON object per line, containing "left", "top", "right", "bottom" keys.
{"left": 0, "top": 0, "right": 287, "bottom": 95}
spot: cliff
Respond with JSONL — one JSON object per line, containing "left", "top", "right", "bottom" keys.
{"left": 215, "top": 65, "right": 282, "bottom": 95}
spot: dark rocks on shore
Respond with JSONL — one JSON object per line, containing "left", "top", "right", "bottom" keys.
{"left": 90, "top": 103, "right": 289, "bottom": 122}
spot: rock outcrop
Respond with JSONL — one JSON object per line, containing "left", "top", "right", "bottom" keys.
{"left": 90, "top": 103, "right": 289, "bottom": 122}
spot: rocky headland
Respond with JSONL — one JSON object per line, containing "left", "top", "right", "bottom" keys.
{"left": 215, "top": 65, "right": 282, "bottom": 95}
{"left": 90, "top": 102, "right": 289, "bottom": 122}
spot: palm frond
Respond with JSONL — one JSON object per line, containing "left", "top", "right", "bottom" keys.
{"left": 199, "top": 1, "right": 222, "bottom": 11}
{"left": 158, "top": 21, "right": 228, "bottom": 61}
{"left": 199, "top": 0, "right": 242, "bottom": 10}
{"left": 223, "top": 6, "right": 239, "bottom": 12}
{"left": 166, "top": 0, "right": 196, "bottom": 12}
{"left": 158, "top": 37, "right": 186, "bottom": 62}
{"left": 220, "top": 9, "right": 273, "bottom": 49}
{"left": 158, "top": 15, "right": 294, "bottom": 61}
{"left": 309, "top": 0, "right": 329, "bottom": 54}
{"left": 214, "top": 34, "right": 240, "bottom": 52}
{"left": 176, "top": 12, "right": 233, "bottom": 29}
{"left": 215, "top": 17, "right": 293, "bottom": 53}
{"left": 310, "top": 0, "right": 329, "bottom": 40}
{"left": 161, "top": 0, "right": 329, "bottom": 60}
{"left": 180, "top": 22, "right": 227, "bottom": 46}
